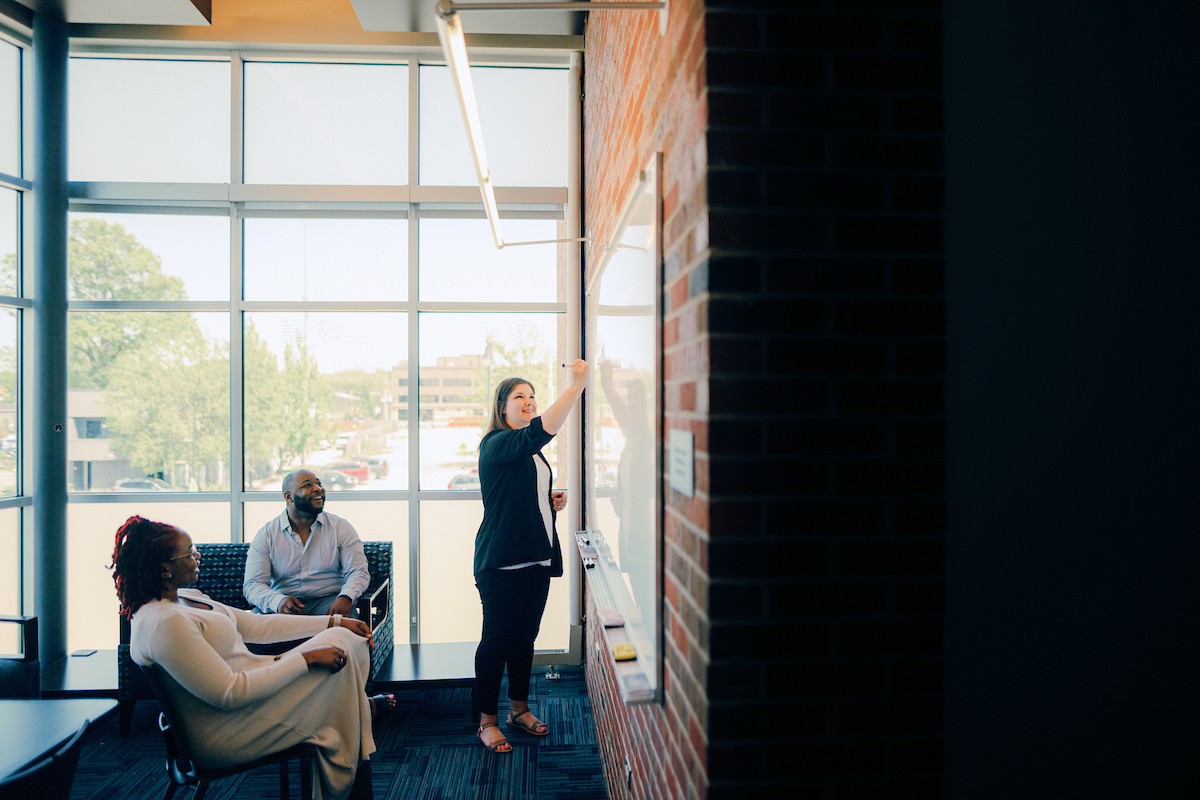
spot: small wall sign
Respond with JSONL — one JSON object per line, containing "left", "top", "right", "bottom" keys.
{"left": 668, "top": 428, "right": 693, "bottom": 497}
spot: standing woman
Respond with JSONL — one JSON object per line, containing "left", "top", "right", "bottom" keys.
{"left": 474, "top": 359, "right": 589, "bottom": 752}
{"left": 112, "top": 516, "right": 383, "bottom": 800}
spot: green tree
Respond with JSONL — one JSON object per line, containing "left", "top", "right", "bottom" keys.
{"left": 243, "top": 320, "right": 287, "bottom": 472}
{"left": 0, "top": 311, "right": 15, "bottom": 407}
{"left": 277, "top": 338, "right": 335, "bottom": 467}
{"left": 327, "top": 368, "right": 388, "bottom": 419}
{"left": 102, "top": 329, "right": 230, "bottom": 491}
{"left": 68, "top": 218, "right": 192, "bottom": 390}
{"left": 0, "top": 252, "right": 15, "bottom": 296}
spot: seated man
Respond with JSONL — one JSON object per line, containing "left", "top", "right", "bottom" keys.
{"left": 244, "top": 469, "right": 370, "bottom": 619}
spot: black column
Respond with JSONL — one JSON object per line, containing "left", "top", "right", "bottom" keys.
{"left": 31, "top": 10, "right": 68, "bottom": 665}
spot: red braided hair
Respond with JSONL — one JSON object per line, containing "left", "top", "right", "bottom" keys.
{"left": 110, "top": 515, "right": 183, "bottom": 618}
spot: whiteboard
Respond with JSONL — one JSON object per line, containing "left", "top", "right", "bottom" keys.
{"left": 584, "top": 153, "right": 662, "bottom": 702}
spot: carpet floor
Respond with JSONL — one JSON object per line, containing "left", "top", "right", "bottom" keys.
{"left": 69, "top": 672, "right": 608, "bottom": 800}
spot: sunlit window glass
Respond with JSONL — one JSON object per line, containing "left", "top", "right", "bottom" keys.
{"left": 243, "top": 313, "right": 408, "bottom": 492}
{"left": 67, "top": 312, "right": 230, "bottom": 492}
{"left": 419, "top": 66, "right": 567, "bottom": 187}
{"left": 0, "top": 309, "right": 15, "bottom": 497}
{"left": 419, "top": 501, "right": 568, "bottom": 649}
{"left": 0, "top": 509, "right": 18, "bottom": 653}
{"left": 244, "top": 62, "right": 408, "bottom": 186}
{"left": 68, "top": 58, "right": 230, "bottom": 183}
{"left": 0, "top": 42, "right": 18, "bottom": 177}
{"left": 0, "top": 189, "right": 16, "bottom": 295}
{"left": 67, "top": 503, "right": 231, "bottom": 652}
{"left": 244, "top": 218, "right": 407, "bottom": 302}
{"left": 418, "top": 217, "right": 558, "bottom": 303}
{"left": 68, "top": 212, "right": 230, "bottom": 302}
{"left": 417, "top": 313, "right": 563, "bottom": 491}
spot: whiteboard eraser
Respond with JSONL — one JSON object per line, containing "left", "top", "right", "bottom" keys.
{"left": 596, "top": 608, "right": 624, "bottom": 627}
{"left": 612, "top": 643, "right": 637, "bottom": 661}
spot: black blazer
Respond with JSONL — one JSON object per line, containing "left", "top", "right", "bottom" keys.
{"left": 474, "top": 416, "right": 563, "bottom": 578}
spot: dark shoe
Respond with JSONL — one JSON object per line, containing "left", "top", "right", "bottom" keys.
{"left": 477, "top": 722, "right": 512, "bottom": 752}
{"left": 506, "top": 708, "right": 549, "bottom": 736}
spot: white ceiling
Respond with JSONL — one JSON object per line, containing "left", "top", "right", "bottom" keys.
{"left": 16, "top": 0, "right": 211, "bottom": 25}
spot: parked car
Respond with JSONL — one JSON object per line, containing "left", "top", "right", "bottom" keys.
{"left": 313, "top": 469, "right": 359, "bottom": 490}
{"left": 325, "top": 460, "right": 370, "bottom": 482}
{"left": 362, "top": 457, "right": 389, "bottom": 479}
{"left": 447, "top": 470, "right": 480, "bottom": 490}
{"left": 112, "top": 477, "right": 176, "bottom": 492}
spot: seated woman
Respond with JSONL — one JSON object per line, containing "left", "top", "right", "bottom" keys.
{"left": 111, "top": 515, "right": 394, "bottom": 800}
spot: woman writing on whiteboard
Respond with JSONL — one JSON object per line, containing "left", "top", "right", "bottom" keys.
{"left": 473, "top": 359, "right": 589, "bottom": 753}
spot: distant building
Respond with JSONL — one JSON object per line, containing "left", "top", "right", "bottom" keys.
{"left": 67, "top": 389, "right": 131, "bottom": 490}
{"left": 389, "top": 355, "right": 487, "bottom": 425}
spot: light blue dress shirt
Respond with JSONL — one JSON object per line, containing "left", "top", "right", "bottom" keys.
{"left": 243, "top": 510, "right": 370, "bottom": 613}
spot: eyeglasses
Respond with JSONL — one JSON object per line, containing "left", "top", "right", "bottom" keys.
{"left": 168, "top": 548, "right": 201, "bottom": 562}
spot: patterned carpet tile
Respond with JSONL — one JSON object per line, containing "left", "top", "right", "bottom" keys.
{"left": 383, "top": 745, "right": 537, "bottom": 800}
{"left": 535, "top": 745, "right": 610, "bottom": 800}
{"left": 67, "top": 673, "right": 605, "bottom": 800}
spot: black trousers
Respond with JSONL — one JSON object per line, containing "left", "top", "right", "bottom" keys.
{"left": 473, "top": 566, "right": 552, "bottom": 719}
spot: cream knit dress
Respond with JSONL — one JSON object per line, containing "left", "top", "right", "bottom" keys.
{"left": 130, "top": 588, "right": 375, "bottom": 800}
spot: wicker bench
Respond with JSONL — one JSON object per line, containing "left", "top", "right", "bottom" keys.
{"left": 117, "top": 541, "right": 393, "bottom": 736}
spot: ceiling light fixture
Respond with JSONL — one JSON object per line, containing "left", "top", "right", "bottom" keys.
{"left": 435, "top": 0, "right": 667, "bottom": 249}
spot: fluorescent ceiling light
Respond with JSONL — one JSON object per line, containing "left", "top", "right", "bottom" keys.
{"left": 434, "top": 9, "right": 504, "bottom": 248}
{"left": 435, "top": 0, "right": 666, "bottom": 249}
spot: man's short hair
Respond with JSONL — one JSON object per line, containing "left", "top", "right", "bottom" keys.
{"left": 282, "top": 470, "right": 306, "bottom": 495}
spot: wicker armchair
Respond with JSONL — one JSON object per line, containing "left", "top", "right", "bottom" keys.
{"left": 117, "top": 541, "right": 393, "bottom": 736}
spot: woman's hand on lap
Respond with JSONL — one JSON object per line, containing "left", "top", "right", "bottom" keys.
{"left": 339, "top": 617, "right": 374, "bottom": 648}
{"left": 302, "top": 645, "right": 348, "bottom": 672}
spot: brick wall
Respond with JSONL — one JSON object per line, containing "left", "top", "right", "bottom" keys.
{"left": 583, "top": 1, "right": 709, "bottom": 799}
{"left": 703, "top": 3, "right": 946, "bottom": 797}
{"left": 584, "top": 1, "right": 945, "bottom": 797}
{"left": 704, "top": 2, "right": 946, "bottom": 797}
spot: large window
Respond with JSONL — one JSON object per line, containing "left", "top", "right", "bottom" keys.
{"left": 0, "top": 33, "right": 25, "bottom": 654}
{"left": 63, "top": 55, "right": 577, "bottom": 654}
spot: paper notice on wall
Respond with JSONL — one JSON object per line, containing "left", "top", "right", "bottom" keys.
{"left": 669, "top": 428, "right": 693, "bottom": 497}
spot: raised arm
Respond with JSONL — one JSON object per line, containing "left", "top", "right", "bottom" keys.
{"left": 539, "top": 359, "right": 589, "bottom": 435}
